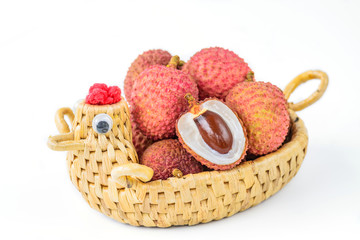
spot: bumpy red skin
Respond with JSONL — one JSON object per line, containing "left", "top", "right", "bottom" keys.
{"left": 140, "top": 139, "right": 203, "bottom": 181}
{"left": 226, "top": 82, "right": 290, "bottom": 156}
{"left": 131, "top": 65, "right": 199, "bottom": 140}
{"left": 124, "top": 49, "right": 172, "bottom": 102}
{"left": 183, "top": 47, "right": 252, "bottom": 100}
{"left": 130, "top": 114, "right": 153, "bottom": 159}
{"left": 176, "top": 98, "right": 248, "bottom": 170}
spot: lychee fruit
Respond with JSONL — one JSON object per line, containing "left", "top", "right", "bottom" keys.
{"left": 130, "top": 115, "right": 153, "bottom": 159}
{"left": 140, "top": 139, "right": 203, "bottom": 180}
{"left": 176, "top": 94, "right": 247, "bottom": 170}
{"left": 131, "top": 56, "right": 199, "bottom": 140}
{"left": 124, "top": 49, "right": 172, "bottom": 102}
{"left": 225, "top": 81, "right": 290, "bottom": 156}
{"left": 183, "top": 47, "right": 253, "bottom": 100}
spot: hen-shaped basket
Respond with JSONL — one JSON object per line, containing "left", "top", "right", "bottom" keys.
{"left": 48, "top": 70, "right": 328, "bottom": 227}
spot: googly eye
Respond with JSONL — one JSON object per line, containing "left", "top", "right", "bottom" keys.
{"left": 92, "top": 113, "right": 113, "bottom": 134}
{"left": 73, "top": 99, "right": 84, "bottom": 112}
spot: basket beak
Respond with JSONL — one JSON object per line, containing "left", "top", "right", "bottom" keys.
{"left": 47, "top": 132, "right": 85, "bottom": 151}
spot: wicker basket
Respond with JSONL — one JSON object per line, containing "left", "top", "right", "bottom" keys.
{"left": 47, "top": 70, "right": 328, "bottom": 227}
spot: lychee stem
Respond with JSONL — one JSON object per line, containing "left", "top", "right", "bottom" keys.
{"left": 185, "top": 93, "right": 196, "bottom": 104}
{"left": 185, "top": 93, "right": 201, "bottom": 115}
{"left": 172, "top": 168, "right": 183, "bottom": 178}
{"left": 167, "top": 55, "right": 181, "bottom": 69}
{"left": 246, "top": 71, "right": 255, "bottom": 82}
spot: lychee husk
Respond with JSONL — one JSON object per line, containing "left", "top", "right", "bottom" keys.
{"left": 183, "top": 47, "right": 253, "bottom": 100}
{"left": 226, "top": 81, "right": 290, "bottom": 156}
{"left": 176, "top": 95, "right": 248, "bottom": 170}
{"left": 124, "top": 49, "right": 172, "bottom": 102}
{"left": 131, "top": 56, "right": 199, "bottom": 140}
{"left": 140, "top": 139, "right": 203, "bottom": 181}
{"left": 130, "top": 114, "right": 153, "bottom": 159}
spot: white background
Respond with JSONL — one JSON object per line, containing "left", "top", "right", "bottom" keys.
{"left": 0, "top": 0, "right": 359, "bottom": 239}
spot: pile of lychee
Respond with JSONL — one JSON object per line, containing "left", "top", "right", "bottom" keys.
{"left": 125, "top": 47, "right": 290, "bottom": 181}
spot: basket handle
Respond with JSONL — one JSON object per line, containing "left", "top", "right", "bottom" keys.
{"left": 48, "top": 107, "right": 84, "bottom": 151}
{"left": 111, "top": 163, "right": 154, "bottom": 188}
{"left": 55, "top": 107, "right": 75, "bottom": 134}
{"left": 284, "top": 70, "right": 328, "bottom": 111}
{"left": 47, "top": 132, "right": 85, "bottom": 151}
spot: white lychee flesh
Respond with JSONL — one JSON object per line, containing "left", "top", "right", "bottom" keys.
{"left": 177, "top": 100, "right": 246, "bottom": 165}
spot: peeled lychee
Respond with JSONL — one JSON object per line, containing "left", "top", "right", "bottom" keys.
{"left": 130, "top": 115, "right": 153, "bottom": 159}
{"left": 226, "top": 81, "right": 290, "bottom": 156}
{"left": 131, "top": 56, "right": 199, "bottom": 140}
{"left": 183, "top": 47, "right": 253, "bottom": 100}
{"left": 176, "top": 94, "right": 247, "bottom": 170}
{"left": 124, "top": 49, "right": 172, "bottom": 102}
{"left": 140, "top": 139, "right": 203, "bottom": 180}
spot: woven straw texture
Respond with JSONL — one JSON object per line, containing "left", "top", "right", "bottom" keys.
{"left": 47, "top": 70, "right": 328, "bottom": 227}
{"left": 72, "top": 110, "right": 307, "bottom": 227}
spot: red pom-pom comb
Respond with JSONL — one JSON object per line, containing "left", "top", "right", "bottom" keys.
{"left": 86, "top": 83, "right": 122, "bottom": 105}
